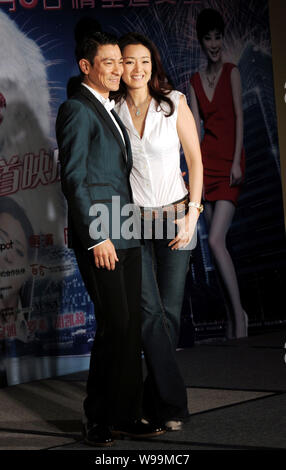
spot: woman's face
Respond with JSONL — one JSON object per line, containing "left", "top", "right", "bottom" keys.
{"left": 201, "top": 29, "right": 223, "bottom": 63}
{"left": 121, "top": 44, "right": 152, "bottom": 91}
{"left": 0, "top": 212, "right": 30, "bottom": 306}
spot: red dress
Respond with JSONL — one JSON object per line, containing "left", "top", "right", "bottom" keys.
{"left": 190, "top": 62, "right": 245, "bottom": 206}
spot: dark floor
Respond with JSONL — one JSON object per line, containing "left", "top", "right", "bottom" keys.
{"left": 0, "top": 329, "right": 285, "bottom": 453}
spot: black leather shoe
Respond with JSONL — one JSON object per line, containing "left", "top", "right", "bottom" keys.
{"left": 112, "top": 419, "right": 166, "bottom": 439}
{"left": 83, "top": 422, "right": 114, "bottom": 447}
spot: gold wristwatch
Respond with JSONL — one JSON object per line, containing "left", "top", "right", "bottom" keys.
{"left": 188, "top": 201, "right": 204, "bottom": 213}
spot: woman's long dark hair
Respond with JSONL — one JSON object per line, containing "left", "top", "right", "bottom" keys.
{"left": 112, "top": 32, "right": 175, "bottom": 117}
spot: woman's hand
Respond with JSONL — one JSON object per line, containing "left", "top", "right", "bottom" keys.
{"left": 168, "top": 208, "right": 199, "bottom": 250}
{"left": 230, "top": 162, "right": 243, "bottom": 187}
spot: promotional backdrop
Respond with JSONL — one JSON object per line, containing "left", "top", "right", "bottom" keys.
{"left": 0, "top": 0, "right": 285, "bottom": 386}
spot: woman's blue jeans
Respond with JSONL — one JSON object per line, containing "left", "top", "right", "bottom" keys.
{"left": 141, "top": 217, "right": 191, "bottom": 423}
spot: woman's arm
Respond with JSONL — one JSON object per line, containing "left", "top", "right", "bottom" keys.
{"left": 169, "top": 95, "right": 203, "bottom": 250}
{"left": 230, "top": 67, "right": 244, "bottom": 186}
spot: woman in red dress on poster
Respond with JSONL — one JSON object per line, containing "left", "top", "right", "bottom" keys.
{"left": 190, "top": 8, "right": 248, "bottom": 338}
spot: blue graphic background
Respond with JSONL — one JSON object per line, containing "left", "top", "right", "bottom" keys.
{"left": 0, "top": 0, "right": 285, "bottom": 385}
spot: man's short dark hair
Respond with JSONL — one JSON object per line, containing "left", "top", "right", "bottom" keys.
{"left": 75, "top": 32, "right": 118, "bottom": 66}
{"left": 74, "top": 16, "right": 102, "bottom": 44}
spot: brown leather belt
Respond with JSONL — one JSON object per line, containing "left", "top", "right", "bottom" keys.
{"left": 140, "top": 197, "right": 189, "bottom": 220}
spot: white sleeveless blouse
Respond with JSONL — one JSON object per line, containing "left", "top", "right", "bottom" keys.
{"left": 115, "top": 90, "right": 188, "bottom": 207}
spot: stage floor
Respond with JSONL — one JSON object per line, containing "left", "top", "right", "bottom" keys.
{"left": 0, "top": 329, "right": 285, "bottom": 451}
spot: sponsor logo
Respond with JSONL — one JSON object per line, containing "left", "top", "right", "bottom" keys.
{"left": 0, "top": 240, "right": 13, "bottom": 252}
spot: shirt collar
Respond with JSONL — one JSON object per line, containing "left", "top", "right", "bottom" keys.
{"left": 81, "top": 83, "right": 115, "bottom": 111}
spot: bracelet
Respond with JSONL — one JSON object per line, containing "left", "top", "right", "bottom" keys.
{"left": 188, "top": 201, "right": 204, "bottom": 213}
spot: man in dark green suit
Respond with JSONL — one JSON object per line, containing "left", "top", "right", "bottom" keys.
{"left": 56, "top": 32, "right": 164, "bottom": 446}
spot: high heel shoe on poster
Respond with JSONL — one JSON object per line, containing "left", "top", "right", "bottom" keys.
{"left": 243, "top": 310, "right": 249, "bottom": 337}
{"left": 235, "top": 310, "right": 248, "bottom": 339}
{"left": 226, "top": 310, "right": 248, "bottom": 339}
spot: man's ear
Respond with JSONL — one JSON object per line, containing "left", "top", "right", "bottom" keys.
{"left": 79, "top": 58, "right": 90, "bottom": 76}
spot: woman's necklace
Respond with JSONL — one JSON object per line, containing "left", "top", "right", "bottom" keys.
{"left": 206, "top": 73, "right": 216, "bottom": 88}
{"left": 206, "top": 64, "right": 223, "bottom": 88}
{"left": 127, "top": 94, "right": 151, "bottom": 117}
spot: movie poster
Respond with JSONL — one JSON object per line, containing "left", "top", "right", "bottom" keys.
{"left": 0, "top": 0, "right": 285, "bottom": 386}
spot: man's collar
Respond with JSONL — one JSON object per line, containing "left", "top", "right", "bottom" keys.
{"left": 81, "top": 83, "right": 115, "bottom": 111}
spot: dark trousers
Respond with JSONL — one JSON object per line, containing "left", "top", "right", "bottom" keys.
{"left": 141, "top": 219, "right": 191, "bottom": 423}
{"left": 74, "top": 245, "right": 143, "bottom": 426}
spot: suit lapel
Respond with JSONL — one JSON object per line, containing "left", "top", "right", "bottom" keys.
{"left": 75, "top": 87, "right": 128, "bottom": 163}
{"left": 111, "top": 109, "right": 133, "bottom": 172}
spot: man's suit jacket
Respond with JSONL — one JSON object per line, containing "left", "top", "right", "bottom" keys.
{"left": 56, "top": 86, "right": 141, "bottom": 251}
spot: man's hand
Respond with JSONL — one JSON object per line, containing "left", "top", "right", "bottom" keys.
{"left": 93, "top": 240, "right": 119, "bottom": 271}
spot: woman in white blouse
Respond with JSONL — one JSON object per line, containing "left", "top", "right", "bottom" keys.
{"left": 113, "top": 32, "right": 203, "bottom": 431}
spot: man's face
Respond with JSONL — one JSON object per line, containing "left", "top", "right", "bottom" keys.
{"left": 80, "top": 44, "right": 123, "bottom": 97}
